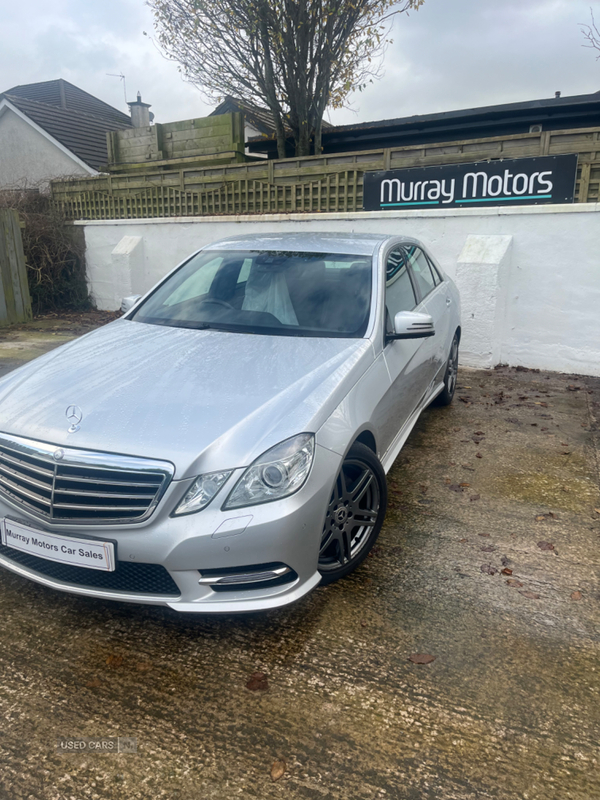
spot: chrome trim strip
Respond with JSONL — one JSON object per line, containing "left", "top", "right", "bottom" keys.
{"left": 198, "top": 566, "right": 292, "bottom": 585}
{"left": 0, "top": 449, "right": 54, "bottom": 478}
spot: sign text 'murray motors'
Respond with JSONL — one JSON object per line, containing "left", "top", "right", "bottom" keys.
{"left": 362, "top": 155, "right": 578, "bottom": 211}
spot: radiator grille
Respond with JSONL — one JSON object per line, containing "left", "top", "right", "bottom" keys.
{"left": 0, "top": 434, "right": 173, "bottom": 524}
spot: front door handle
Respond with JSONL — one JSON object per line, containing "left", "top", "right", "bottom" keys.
{"left": 446, "top": 297, "right": 451, "bottom": 306}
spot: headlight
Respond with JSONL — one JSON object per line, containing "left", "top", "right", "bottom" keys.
{"left": 173, "top": 470, "right": 232, "bottom": 516}
{"left": 223, "top": 433, "right": 314, "bottom": 510}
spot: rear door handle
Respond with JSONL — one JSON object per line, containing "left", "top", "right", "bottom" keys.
{"left": 446, "top": 297, "right": 451, "bottom": 306}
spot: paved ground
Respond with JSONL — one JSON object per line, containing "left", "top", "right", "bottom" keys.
{"left": 0, "top": 319, "right": 599, "bottom": 800}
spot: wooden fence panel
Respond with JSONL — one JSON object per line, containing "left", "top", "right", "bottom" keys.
{"left": 51, "top": 125, "right": 600, "bottom": 220}
{"left": 0, "top": 210, "right": 32, "bottom": 325}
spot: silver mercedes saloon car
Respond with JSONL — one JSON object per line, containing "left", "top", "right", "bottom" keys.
{"left": 0, "top": 233, "right": 460, "bottom": 612}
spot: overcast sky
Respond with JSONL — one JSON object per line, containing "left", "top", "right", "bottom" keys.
{"left": 1, "top": 0, "right": 599, "bottom": 127}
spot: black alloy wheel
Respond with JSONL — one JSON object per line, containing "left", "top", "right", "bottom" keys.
{"left": 318, "top": 442, "right": 387, "bottom": 584}
{"left": 434, "top": 332, "right": 459, "bottom": 406}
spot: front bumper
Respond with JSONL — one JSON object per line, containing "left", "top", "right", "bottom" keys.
{"left": 0, "top": 444, "right": 340, "bottom": 612}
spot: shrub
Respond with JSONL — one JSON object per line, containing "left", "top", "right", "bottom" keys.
{"left": 0, "top": 188, "right": 91, "bottom": 314}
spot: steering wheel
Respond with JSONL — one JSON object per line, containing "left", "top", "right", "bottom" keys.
{"left": 199, "top": 298, "right": 233, "bottom": 309}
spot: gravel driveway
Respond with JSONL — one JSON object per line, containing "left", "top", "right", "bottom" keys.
{"left": 0, "top": 321, "right": 598, "bottom": 799}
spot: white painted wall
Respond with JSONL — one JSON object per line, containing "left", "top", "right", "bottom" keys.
{"left": 76, "top": 203, "right": 600, "bottom": 377}
{"left": 0, "top": 105, "right": 92, "bottom": 190}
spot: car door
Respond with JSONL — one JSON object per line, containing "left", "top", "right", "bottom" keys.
{"left": 374, "top": 247, "right": 433, "bottom": 456}
{"left": 403, "top": 245, "right": 451, "bottom": 385}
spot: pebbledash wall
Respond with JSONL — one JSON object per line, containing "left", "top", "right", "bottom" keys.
{"left": 75, "top": 203, "right": 600, "bottom": 377}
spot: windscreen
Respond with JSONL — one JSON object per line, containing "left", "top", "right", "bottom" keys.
{"left": 131, "top": 250, "right": 373, "bottom": 338}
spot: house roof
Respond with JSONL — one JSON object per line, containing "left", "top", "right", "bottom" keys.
{"left": 246, "top": 90, "right": 600, "bottom": 157}
{"left": 210, "top": 96, "right": 333, "bottom": 137}
{"left": 0, "top": 79, "right": 132, "bottom": 170}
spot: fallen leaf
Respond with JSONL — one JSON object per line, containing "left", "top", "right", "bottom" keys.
{"left": 462, "top": 464, "right": 475, "bottom": 471}
{"left": 481, "top": 545, "right": 495, "bottom": 552}
{"left": 136, "top": 662, "right": 153, "bottom": 672}
{"left": 501, "top": 568, "right": 513, "bottom": 575}
{"left": 448, "top": 484, "right": 464, "bottom": 493}
{"left": 459, "top": 538, "right": 468, "bottom": 543}
{"left": 475, "top": 453, "right": 483, "bottom": 459}
{"left": 507, "top": 579, "right": 523, "bottom": 587}
{"left": 246, "top": 672, "right": 269, "bottom": 692}
{"left": 85, "top": 678, "right": 102, "bottom": 688}
{"left": 478, "top": 533, "right": 490, "bottom": 538}
{"left": 470, "top": 494, "right": 480, "bottom": 501}
{"left": 520, "top": 590, "right": 540, "bottom": 599}
{"left": 473, "top": 431, "right": 485, "bottom": 436}
{"left": 458, "top": 396, "right": 472, "bottom": 404}
{"left": 360, "top": 621, "right": 367, "bottom": 627}
{"left": 537, "top": 541, "right": 555, "bottom": 551}
{"left": 480, "top": 564, "right": 498, "bottom": 575}
{"left": 595, "top": 508, "right": 600, "bottom": 515}
{"left": 270, "top": 760, "right": 286, "bottom": 782}
{"left": 571, "top": 591, "right": 582, "bottom": 601}
{"left": 408, "top": 653, "right": 436, "bottom": 664}
{"left": 459, "top": 482, "right": 471, "bottom": 487}
{"left": 106, "top": 655, "right": 123, "bottom": 668}
{"left": 535, "top": 512, "right": 558, "bottom": 522}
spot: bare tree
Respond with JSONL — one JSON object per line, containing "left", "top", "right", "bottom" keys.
{"left": 147, "top": 0, "right": 424, "bottom": 158}
{"left": 580, "top": 8, "right": 600, "bottom": 58}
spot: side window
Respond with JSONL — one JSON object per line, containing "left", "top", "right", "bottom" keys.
{"left": 405, "top": 246, "right": 436, "bottom": 299}
{"left": 385, "top": 249, "right": 417, "bottom": 322}
{"left": 237, "top": 258, "right": 252, "bottom": 284}
{"left": 163, "top": 256, "right": 223, "bottom": 306}
{"left": 426, "top": 254, "right": 443, "bottom": 286}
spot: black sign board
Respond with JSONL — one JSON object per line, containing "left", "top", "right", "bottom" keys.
{"left": 363, "top": 154, "right": 578, "bottom": 211}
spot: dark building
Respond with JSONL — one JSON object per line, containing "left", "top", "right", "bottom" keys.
{"left": 244, "top": 90, "right": 600, "bottom": 158}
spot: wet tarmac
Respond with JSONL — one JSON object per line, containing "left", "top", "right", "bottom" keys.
{"left": 0, "top": 336, "right": 598, "bottom": 799}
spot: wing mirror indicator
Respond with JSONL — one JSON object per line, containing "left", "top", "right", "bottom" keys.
{"left": 389, "top": 311, "right": 435, "bottom": 340}
{"left": 121, "top": 295, "right": 142, "bottom": 313}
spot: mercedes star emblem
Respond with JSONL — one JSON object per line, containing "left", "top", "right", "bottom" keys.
{"left": 65, "top": 405, "right": 83, "bottom": 433}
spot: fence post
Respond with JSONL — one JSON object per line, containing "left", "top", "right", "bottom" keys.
{"left": 0, "top": 209, "right": 33, "bottom": 325}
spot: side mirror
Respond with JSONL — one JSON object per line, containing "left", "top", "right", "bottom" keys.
{"left": 389, "top": 311, "right": 435, "bottom": 340}
{"left": 120, "top": 295, "right": 142, "bottom": 314}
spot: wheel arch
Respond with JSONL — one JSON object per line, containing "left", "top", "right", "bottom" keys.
{"left": 351, "top": 429, "right": 378, "bottom": 457}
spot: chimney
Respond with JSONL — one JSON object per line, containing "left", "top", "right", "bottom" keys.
{"left": 555, "top": 91, "right": 561, "bottom": 99}
{"left": 127, "top": 91, "right": 152, "bottom": 127}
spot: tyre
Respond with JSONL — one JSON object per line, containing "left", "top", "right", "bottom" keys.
{"left": 433, "top": 332, "right": 459, "bottom": 407}
{"left": 318, "top": 442, "right": 388, "bottom": 585}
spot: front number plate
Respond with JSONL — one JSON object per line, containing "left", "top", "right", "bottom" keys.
{"left": 1, "top": 518, "right": 115, "bottom": 572}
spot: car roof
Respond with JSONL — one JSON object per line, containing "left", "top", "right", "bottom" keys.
{"left": 203, "top": 232, "right": 419, "bottom": 257}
